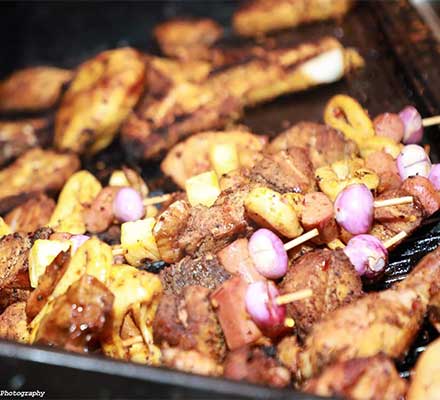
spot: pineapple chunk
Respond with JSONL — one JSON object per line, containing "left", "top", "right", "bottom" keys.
{"left": 209, "top": 143, "right": 240, "bottom": 177}
{"left": 0, "top": 217, "right": 11, "bottom": 238}
{"left": 28, "top": 239, "right": 71, "bottom": 288}
{"left": 121, "top": 218, "right": 160, "bottom": 266}
{"left": 245, "top": 187, "right": 303, "bottom": 238}
{"left": 109, "top": 170, "right": 130, "bottom": 187}
{"left": 185, "top": 170, "right": 221, "bottom": 207}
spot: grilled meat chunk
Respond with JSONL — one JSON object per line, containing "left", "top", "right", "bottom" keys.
{"left": 154, "top": 18, "right": 223, "bottom": 60}
{"left": 161, "top": 129, "right": 267, "bottom": 188}
{"left": 401, "top": 176, "right": 440, "bottom": 216}
{"left": 365, "top": 151, "right": 401, "bottom": 193}
{"left": 83, "top": 186, "right": 120, "bottom": 234}
{"left": 5, "top": 194, "right": 55, "bottom": 233}
{"left": 299, "top": 245, "right": 440, "bottom": 379}
{"left": 121, "top": 37, "right": 363, "bottom": 161}
{"left": 153, "top": 285, "right": 226, "bottom": 362}
{"left": 223, "top": 345, "right": 291, "bottom": 388}
{"left": 251, "top": 147, "right": 316, "bottom": 193}
{"left": 268, "top": 122, "right": 359, "bottom": 169}
{"left": 0, "top": 67, "right": 72, "bottom": 112}
{"left": 233, "top": 0, "right": 353, "bottom": 37}
{"left": 54, "top": 48, "right": 145, "bottom": 155}
{"left": 0, "top": 228, "right": 52, "bottom": 291}
{"left": 0, "top": 148, "right": 80, "bottom": 214}
{"left": 0, "top": 288, "right": 30, "bottom": 313}
{"left": 303, "top": 355, "right": 407, "bottom": 400}
{"left": 0, "top": 118, "right": 51, "bottom": 167}
{"left": 160, "top": 254, "right": 230, "bottom": 295}
{"left": 0, "top": 302, "right": 29, "bottom": 343}
{"left": 280, "top": 249, "right": 363, "bottom": 338}
{"left": 34, "top": 274, "right": 114, "bottom": 353}
{"left": 407, "top": 337, "right": 440, "bottom": 400}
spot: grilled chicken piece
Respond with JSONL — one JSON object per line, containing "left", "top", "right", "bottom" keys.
{"left": 154, "top": 18, "right": 223, "bottom": 61}
{"left": 223, "top": 346, "right": 291, "bottom": 388}
{"left": 280, "top": 249, "right": 363, "bottom": 339}
{"left": 233, "top": 0, "right": 353, "bottom": 37}
{"left": 54, "top": 47, "right": 145, "bottom": 155}
{"left": 121, "top": 37, "right": 363, "bottom": 161}
{"left": 5, "top": 194, "right": 55, "bottom": 233}
{"left": 268, "top": 122, "right": 359, "bottom": 169}
{"left": 251, "top": 147, "right": 316, "bottom": 193}
{"left": 0, "top": 228, "right": 52, "bottom": 291}
{"left": 34, "top": 274, "right": 114, "bottom": 353}
{"left": 161, "top": 129, "right": 267, "bottom": 188}
{"left": 0, "top": 67, "right": 72, "bottom": 112}
{"left": 303, "top": 355, "right": 407, "bottom": 400}
{"left": 407, "top": 338, "right": 440, "bottom": 400}
{"left": 160, "top": 254, "right": 230, "bottom": 295}
{"left": 161, "top": 347, "right": 223, "bottom": 376}
{"left": 0, "top": 148, "right": 80, "bottom": 214}
{"left": 153, "top": 285, "right": 226, "bottom": 362}
{"left": 0, "top": 302, "right": 29, "bottom": 343}
{"left": 299, "top": 245, "right": 440, "bottom": 379}
{"left": 0, "top": 118, "right": 51, "bottom": 166}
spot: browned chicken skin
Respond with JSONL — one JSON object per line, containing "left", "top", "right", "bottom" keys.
{"left": 280, "top": 249, "right": 363, "bottom": 339}
{"left": 0, "top": 67, "right": 72, "bottom": 112}
{"left": 299, "top": 245, "right": 440, "bottom": 379}
{"left": 303, "top": 355, "right": 407, "bottom": 400}
{"left": 0, "top": 302, "right": 29, "bottom": 343}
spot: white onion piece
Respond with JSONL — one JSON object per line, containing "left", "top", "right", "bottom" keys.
{"left": 248, "top": 229, "right": 288, "bottom": 280}
{"left": 245, "top": 281, "right": 286, "bottom": 337}
{"left": 113, "top": 187, "right": 145, "bottom": 222}
{"left": 429, "top": 164, "right": 440, "bottom": 191}
{"left": 334, "top": 184, "right": 374, "bottom": 235}
{"left": 396, "top": 144, "right": 431, "bottom": 180}
{"left": 399, "top": 106, "right": 423, "bottom": 144}
{"left": 343, "top": 234, "right": 388, "bottom": 278}
{"left": 70, "top": 234, "right": 90, "bottom": 254}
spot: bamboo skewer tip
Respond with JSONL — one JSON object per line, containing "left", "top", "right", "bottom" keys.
{"left": 283, "top": 228, "right": 319, "bottom": 251}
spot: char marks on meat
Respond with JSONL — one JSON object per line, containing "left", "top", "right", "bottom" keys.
{"left": 160, "top": 254, "right": 230, "bottom": 295}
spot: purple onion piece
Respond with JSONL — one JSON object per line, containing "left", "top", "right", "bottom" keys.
{"left": 429, "top": 164, "right": 440, "bottom": 191}
{"left": 70, "top": 234, "right": 90, "bottom": 254}
{"left": 248, "top": 228, "right": 288, "bottom": 280}
{"left": 343, "top": 234, "right": 388, "bottom": 278}
{"left": 399, "top": 105, "right": 423, "bottom": 144}
{"left": 334, "top": 184, "right": 374, "bottom": 235}
{"left": 113, "top": 187, "right": 145, "bottom": 222}
{"left": 396, "top": 144, "right": 431, "bottom": 180}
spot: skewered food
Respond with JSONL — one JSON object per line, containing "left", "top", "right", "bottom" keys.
{"left": 232, "top": 0, "right": 353, "bottom": 37}
{"left": 54, "top": 48, "right": 146, "bottom": 155}
{"left": 399, "top": 105, "right": 424, "bottom": 144}
{"left": 0, "top": 148, "right": 80, "bottom": 214}
{"left": 0, "top": 67, "right": 72, "bottom": 112}
{"left": 397, "top": 144, "right": 431, "bottom": 180}
{"left": 429, "top": 163, "right": 440, "bottom": 190}
{"left": 0, "top": 302, "right": 29, "bottom": 343}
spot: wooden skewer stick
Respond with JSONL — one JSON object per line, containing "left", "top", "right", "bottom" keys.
{"left": 143, "top": 194, "right": 171, "bottom": 206}
{"left": 423, "top": 116, "right": 440, "bottom": 127}
{"left": 283, "top": 228, "right": 319, "bottom": 251}
{"left": 374, "top": 196, "right": 413, "bottom": 208}
{"left": 383, "top": 231, "right": 408, "bottom": 249}
{"left": 112, "top": 246, "right": 124, "bottom": 257}
{"left": 275, "top": 288, "right": 313, "bottom": 306}
{"left": 122, "top": 335, "right": 144, "bottom": 347}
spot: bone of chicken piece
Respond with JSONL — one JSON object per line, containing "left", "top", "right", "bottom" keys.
{"left": 0, "top": 67, "right": 72, "bottom": 112}
{"left": 121, "top": 37, "right": 364, "bottom": 161}
{"left": 299, "top": 245, "right": 440, "bottom": 379}
{"left": 55, "top": 47, "right": 145, "bottom": 155}
{"left": 233, "top": 0, "right": 353, "bottom": 37}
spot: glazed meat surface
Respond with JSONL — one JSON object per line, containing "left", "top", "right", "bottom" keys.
{"left": 279, "top": 249, "right": 363, "bottom": 338}
{"left": 0, "top": 302, "right": 29, "bottom": 343}
{"left": 268, "top": 122, "right": 359, "bottom": 169}
{"left": 233, "top": 0, "right": 353, "bottom": 37}
{"left": 160, "top": 255, "right": 230, "bottom": 295}
{"left": 153, "top": 285, "right": 226, "bottom": 362}
{"left": 34, "top": 274, "right": 114, "bottom": 353}
{"left": 5, "top": 194, "right": 55, "bottom": 233}
{"left": 0, "top": 228, "right": 52, "bottom": 291}
{"left": 0, "top": 148, "right": 80, "bottom": 214}
{"left": 154, "top": 18, "right": 223, "bottom": 60}
{"left": 223, "top": 346, "right": 291, "bottom": 388}
{"left": 161, "top": 129, "right": 267, "bottom": 188}
{"left": 121, "top": 37, "right": 363, "bottom": 160}
{"left": 0, "top": 118, "right": 50, "bottom": 167}
{"left": 299, "top": 245, "right": 440, "bottom": 379}
{"left": 303, "top": 355, "right": 407, "bottom": 400}
{"left": 0, "top": 67, "right": 72, "bottom": 112}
